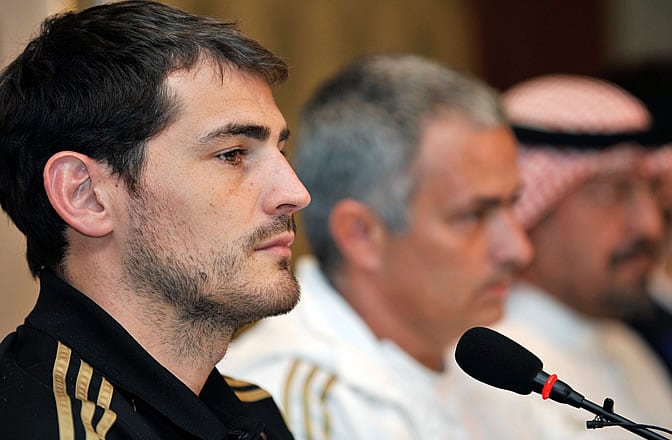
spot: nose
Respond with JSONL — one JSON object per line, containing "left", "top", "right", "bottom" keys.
{"left": 627, "top": 178, "right": 663, "bottom": 242}
{"left": 490, "top": 208, "right": 534, "bottom": 270}
{"left": 263, "top": 150, "right": 311, "bottom": 216}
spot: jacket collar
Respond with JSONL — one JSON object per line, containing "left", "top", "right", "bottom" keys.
{"left": 27, "top": 270, "right": 263, "bottom": 439}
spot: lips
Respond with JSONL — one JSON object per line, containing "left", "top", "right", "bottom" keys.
{"left": 614, "top": 253, "right": 656, "bottom": 276}
{"left": 254, "top": 233, "right": 295, "bottom": 251}
{"left": 486, "top": 283, "right": 509, "bottom": 297}
{"left": 482, "top": 278, "right": 512, "bottom": 298}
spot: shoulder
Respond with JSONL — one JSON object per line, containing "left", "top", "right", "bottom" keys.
{"left": 1, "top": 328, "right": 122, "bottom": 439}
{"left": 222, "top": 351, "right": 341, "bottom": 439}
{"left": 223, "top": 333, "right": 423, "bottom": 439}
{"left": 272, "top": 358, "right": 420, "bottom": 440}
{"left": 0, "top": 328, "right": 58, "bottom": 405}
{"left": 0, "top": 330, "right": 63, "bottom": 436}
{"left": 221, "top": 320, "right": 339, "bottom": 408}
{"left": 235, "top": 359, "right": 339, "bottom": 440}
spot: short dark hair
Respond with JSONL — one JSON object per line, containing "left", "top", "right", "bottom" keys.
{"left": 0, "top": 0, "right": 288, "bottom": 276}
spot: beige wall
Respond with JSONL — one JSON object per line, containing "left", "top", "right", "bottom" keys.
{"left": 0, "top": 224, "right": 35, "bottom": 336}
{"left": 178, "top": 0, "right": 480, "bottom": 136}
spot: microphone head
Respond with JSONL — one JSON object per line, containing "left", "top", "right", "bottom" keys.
{"left": 455, "top": 326, "right": 543, "bottom": 395}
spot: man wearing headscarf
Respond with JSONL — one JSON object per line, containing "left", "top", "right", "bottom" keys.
{"left": 604, "top": 63, "right": 672, "bottom": 381}
{"left": 457, "top": 74, "right": 672, "bottom": 439}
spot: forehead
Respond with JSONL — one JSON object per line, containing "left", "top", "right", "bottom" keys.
{"left": 549, "top": 168, "right": 647, "bottom": 224}
{"left": 584, "top": 169, "right": 641, "bottom": 186}
{"left": 163, "top": 59, "right": 286, "bottom": 134}
{"left": 413, "top": 114, "right": 520, "bottom": 201}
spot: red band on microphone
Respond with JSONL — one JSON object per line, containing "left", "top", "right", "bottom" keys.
{"left": 542, "top": 374, "right": 557, "bottom": 400}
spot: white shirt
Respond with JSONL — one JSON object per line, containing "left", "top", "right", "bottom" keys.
{"left": 219, "top": 256, "right": 476, "bottom": 440}
{"left": 455, "top": 282, "right": 672, "bottom": 440}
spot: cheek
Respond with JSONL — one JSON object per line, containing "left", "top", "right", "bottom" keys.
{"left": 409, "top": 233, "right": 479, "bottom": 291}
{"left": 554, "top": 237, "right": 612, "bottom": 293}
{"left": 196, "top": 188, "right": 253, "bottom": 230}
{"left": 572, "top": 225, "right": 614, "bottom": 265}
{"left": 564, "top": 208, "right": 622, "bottom": 260}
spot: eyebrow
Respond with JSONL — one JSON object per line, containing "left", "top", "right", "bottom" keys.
{"left": 464, "top": 184, "right": 524, "bottom": 210}
{"left": 198, "top": 123, "right": 290, "bottom": 145}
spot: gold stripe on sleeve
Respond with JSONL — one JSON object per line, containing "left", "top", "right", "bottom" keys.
{"left": 283, "top": 360, "right": 300, "bottom": 427}
{"left": 301, "top": 365, "right": 319, "bottom": 440}
{"left": 75, "top": 360, "right": 97, "bottom": 440}
{"left": 95, "top": 378, "right": 117, "bottom": 438}
{"left": 320, "top": 374, "right": 337, "bottom": 440}
{"left": 96, "top": 377, "right": 114, "bottom": 409}
{"left": 52, "top": 342, "right": 74, "bottom": 440}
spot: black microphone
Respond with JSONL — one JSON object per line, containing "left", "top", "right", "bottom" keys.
{"left": 455, "top": 326, "right": 670, "bottom": 440}
{"left": 454, "top": 326, "right": 584, "bottom": 407}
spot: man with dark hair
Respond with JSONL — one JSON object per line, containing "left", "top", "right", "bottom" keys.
{"left": 0, "top": 1, "right": 309, "bottom": 438}
{"left": 221, "top": 54, "right": 532, "bottom": 439}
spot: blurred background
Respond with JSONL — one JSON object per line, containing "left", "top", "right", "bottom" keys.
{"left": 1, "top": 0, "right": 672, "bottom": 336}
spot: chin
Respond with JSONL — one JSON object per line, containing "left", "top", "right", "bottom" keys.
{"left": 474, "top": 307, "right": 505, "bottom": 328}
{"left": 267, "top": 278, "right": 301, "bottom": 312}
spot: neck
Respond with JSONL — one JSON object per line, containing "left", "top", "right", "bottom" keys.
{"left": 332, "top": 270, "right": 448, "bottom": 372}
{"left": 132, "top": 304, "right": 233, "bottom": 394}
{"left": 63, "top": 265, "right": 232, "bottom": 395}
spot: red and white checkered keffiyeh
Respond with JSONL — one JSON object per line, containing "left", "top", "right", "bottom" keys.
{"left": 504, "top": 74, "right": 672, "bottom": 229}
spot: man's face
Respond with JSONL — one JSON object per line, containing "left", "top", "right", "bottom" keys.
{"left": 526, "top": 168, "right": 662, "bottom": 318}
{"left": 119, "top": 60, "right": 310, "bottom": 331}
{"left": 380, "top": 114, "right": 533, "bottom": 347}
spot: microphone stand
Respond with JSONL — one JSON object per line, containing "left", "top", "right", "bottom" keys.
{"left": 533, "top": 372, "right": 669, "bottom": 440}
{"left": 580, "top": 398, "right": 669, "bottom": 440}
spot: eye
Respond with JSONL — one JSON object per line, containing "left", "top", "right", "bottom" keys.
{"left": 459, "top": 208, "right": 489, "bottom": 224}
{"left": 217, "top": 148, "right": 246, "bottom": 165}
{"left": 585, "top": 181, "right": 630, "bottom": 205}
{"left": 447, "top": 207, "right": 490, "bottom": 231}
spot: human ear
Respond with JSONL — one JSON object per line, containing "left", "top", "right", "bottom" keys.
{"left": 329, "top": 199, "right": 387, "bottom": 272}
{"left": 43, "top": 151, "right": 114, "bottom": 237}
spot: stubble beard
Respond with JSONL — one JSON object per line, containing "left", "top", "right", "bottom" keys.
{"left": 122, "top": 190, "right": 300, "bottom": 360}
{"left": 603, "top": 237, "right": 659, "bottom": 319}
{"left": 602, "top": 275, "right": 651, "bottom": 319}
